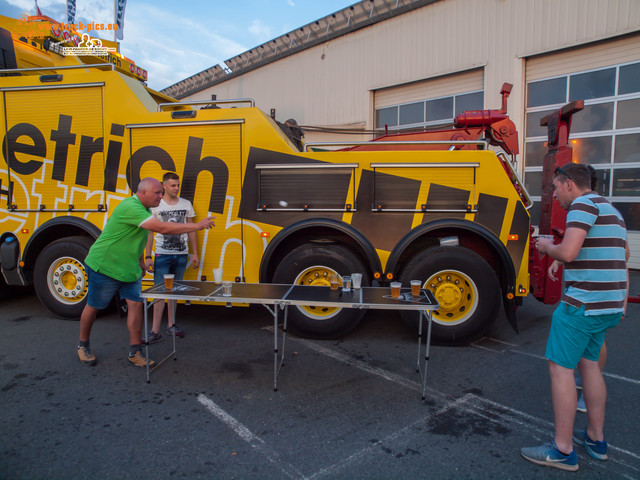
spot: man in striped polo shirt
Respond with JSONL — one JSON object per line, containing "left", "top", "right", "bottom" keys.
{"left": 521, "top": 162, "right": 629, "bottom": 472}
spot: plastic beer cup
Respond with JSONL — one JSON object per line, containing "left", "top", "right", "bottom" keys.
{"left": 390, "top": 281, "right": 401, "bottom": 298}
{"left": 164, "top": 274, "right": 174, "bottom": 290}
{"left": 329, "top": 274, "right": 339, "bottom": 290}
{"left": 410, "top": 280, "right": 421, "bottom": 297}
{"left": 213, "top": 268, "right": 223, "bottom": 284}
{"left": 537, "top": 234, "right": 554, "bottom": 259}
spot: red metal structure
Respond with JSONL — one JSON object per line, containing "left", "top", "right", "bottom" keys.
{"left": 346, "top": 83, "right": 531, "bottom": 213}
{"left": 347, "top": 87, "right": 625, "bottom": 308}
{"left": 529, "top": 100, "right": 584, "bottom": 305}
{"left": 350, "top": 83, "right": 519, "bottom": 155}
{"left": 326, "top": 87, "right": 636, "bottom": 309}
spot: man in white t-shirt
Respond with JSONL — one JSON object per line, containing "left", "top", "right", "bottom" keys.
{"left": 144, "top": 172, "right": 200, "bottom": 342}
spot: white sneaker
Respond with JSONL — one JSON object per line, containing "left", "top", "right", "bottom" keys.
{"left": 577, "top": 392, "right": 587, "bottom": 413}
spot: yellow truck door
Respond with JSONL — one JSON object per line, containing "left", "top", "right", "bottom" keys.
{"left": 127, "top": 120, "right": 244, "bottom": 283}
{"left": 2, "top": 84, "right": 105, "bottom": 215}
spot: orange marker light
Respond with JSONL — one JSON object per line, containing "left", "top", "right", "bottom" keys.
{"left": 508, "top": 234, "right": 518, "bottom": 240}
{"left": 260, "top": 232, "right": 270, "bottom": 238}
{"left": 21, "top": 229, "right": 29, "bottom": 234}
{"left": 386, "top": 272, "right": 393, "bottom": 280}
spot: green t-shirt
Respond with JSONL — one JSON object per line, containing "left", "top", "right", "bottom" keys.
{"left": 85, "top": 195, "right": 152, "bottom": 282}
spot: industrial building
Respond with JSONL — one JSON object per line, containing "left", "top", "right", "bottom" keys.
{"left": 162, "top": 0, "right": 640, "bottom": 268}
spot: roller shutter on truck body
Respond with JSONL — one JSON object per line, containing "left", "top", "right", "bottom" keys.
{"left": 127, "top": 121, "right": 250, "bottom": 282}
{"left": 2, "top": 84, "right": 106, "bottom": 212}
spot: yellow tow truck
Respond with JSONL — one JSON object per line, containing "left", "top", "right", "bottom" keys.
{"left": 0, "top": 14, "right": 533, "bottom": 344}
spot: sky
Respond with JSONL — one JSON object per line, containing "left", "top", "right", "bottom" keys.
{"left": 1, "top": 0, "right": 354, "bottom": 91}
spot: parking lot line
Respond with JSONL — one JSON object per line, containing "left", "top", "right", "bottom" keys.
{"left": 263, "top": 326, "right": 449, "bottom": 400}
{"left": 602, "top": 371, "right": 640, "bottom": 386}
{"left": 197, "top": 394, "right": 305, "bottom": 479}
{"left": 195, "top": 328, "right": 639, "bottom": 479}
{"left": 287, "top": 333, "right": 640, "bottom": 478}
{"left": 465, "top": 396, "right": 639, "bottom": 478}
{"left": 507, "top": 347, "right": 640, "bottom": 385}
{"left": 478, "top": 336, "right": 640, "bottom": 386}
{"left": 305, "top": 413, "right": 429, "bottom": 480}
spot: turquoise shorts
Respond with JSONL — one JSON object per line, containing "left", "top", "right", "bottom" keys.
{"left": 545, "top": 303, "right": 621, "bottom": 369}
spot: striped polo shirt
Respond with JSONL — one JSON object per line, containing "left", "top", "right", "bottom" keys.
{"left": 562, "top": 191, "right": 628, "bottom": 315}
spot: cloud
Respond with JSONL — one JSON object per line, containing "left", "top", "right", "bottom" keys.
{"left": 0, "top": 0, "right": 302, "bottom": 90}
{"left": 248, "top": 19, "right": 272, "bottom": 42}
{"left": 4, "top": 0, "right": 65, "bottom": 18}
{"left": 116, "top": 3, "right": 248, "bottom": 90}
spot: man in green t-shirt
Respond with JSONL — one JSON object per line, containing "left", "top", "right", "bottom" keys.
{"left": 77, "top": 177, "right": 215, "bottom": 367}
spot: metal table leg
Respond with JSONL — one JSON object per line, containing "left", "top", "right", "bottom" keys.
{"left": 263, "top": 304, "right": 280, "bottom": 391}
{"left": 264, "top": 302, "right": 289, "bottom": 392}
{"left": 281, "top": 305, "right": 288, "bottom": 369}
{"left": 144, "top": 298, "right": 178, "bottom": 383}
{"left": 416, "top": 309, "right": 423, "bottom": 373}
{"left": 421, "top": 310, "right": 433, "bottom": 400}
{"left": 144, "top": 298, "right": 150, "bottom": 383}
{"left": 273, "top": 304, "right": 279, "bottom": 391}
{"left": 168, "top": 300, "right": 177, "bottom": 362}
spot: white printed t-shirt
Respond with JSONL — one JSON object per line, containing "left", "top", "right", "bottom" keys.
{"left": 151, "top": 197, "right": 196, "bottom": 255}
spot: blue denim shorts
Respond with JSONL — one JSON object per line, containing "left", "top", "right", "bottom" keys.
{"left": 545, "top": 303, "right": 621, "bottom": 369}
{"left": 86, "top": 266, "right": 142, "bottom": 309}
{"left": 153, "top": 254, "right": 188, "bottom": 285}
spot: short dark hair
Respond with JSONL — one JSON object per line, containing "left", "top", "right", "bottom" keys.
{"left": 162, "top": 172, "right": 179, "bottom": 183}
{"left": 553, "top": 163, "right": 591, "bottom": 190}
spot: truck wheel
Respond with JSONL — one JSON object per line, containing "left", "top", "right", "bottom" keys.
{"left": 272, "top": 243, "right": 369, "bottom": 339}
{"left": 34, "top": 236, "right": 94, "bottom": 319}
{"left": 400, "top": 246, "right": 500, "bottom": 345}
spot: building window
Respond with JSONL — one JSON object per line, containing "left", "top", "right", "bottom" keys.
{"left": 376, "top": 106, "right": 398, "bottom": 128}
{"left": 399, "top": 102, "right": 424, "bottom": 125}
{"left": 376, "top": 90, "right": 483, "bottom": 132}
{"left": 524, "top": 61, "right": 640, "bottom": 231}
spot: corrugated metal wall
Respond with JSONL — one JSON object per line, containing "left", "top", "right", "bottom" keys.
{"left": 526, "top": 34, "right": 640, "bottom": 80}
{"left": 374, "top": 69, "right": 484, "bottom": 108}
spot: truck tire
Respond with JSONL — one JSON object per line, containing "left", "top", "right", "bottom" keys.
{"left": 33, "top": 236, "right": 94, "bottom": 319}
{"left": 272, "top": 243, "right": 369, "bottom": 339}
{"left": 399, "top": 246, "right": 500, "bottom": 345}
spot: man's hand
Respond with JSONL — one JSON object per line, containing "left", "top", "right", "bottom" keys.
{"left": 144, "top": 257, "right": 154, "bottom": 273}
{"left": 139, "top": 257, "right": 150, "bottom": 273}
{"left": 190, "top": 254, "right": 200, "bottom": 269}
{"left": 536, "top": 237, "right": 553, "bottom": 255}
{"left": 197, "top": 217, "right": 215, "bottom": 230}
{"left": 548, "top": 260, "right": 562, "bottom": 282}
{"left": 537, "top": 228, "right": 587, "bottom": 263}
